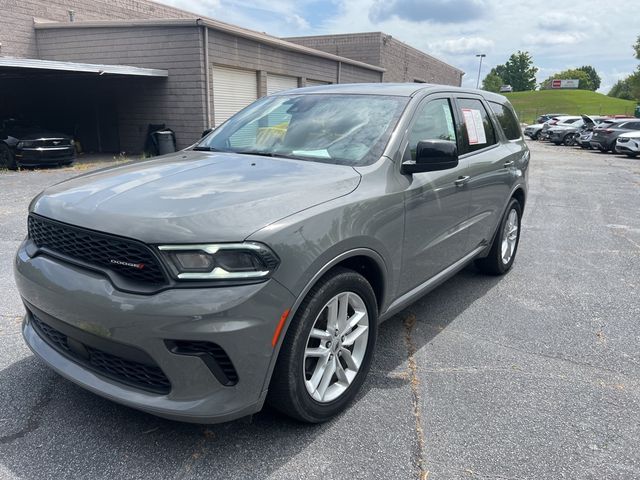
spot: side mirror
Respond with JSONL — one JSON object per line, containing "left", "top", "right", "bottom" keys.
{"left": 401, "top": 140, "right": 458, "bottom": 174}
{"left": 201, "top": 128, "right": 213, "bottom": 138}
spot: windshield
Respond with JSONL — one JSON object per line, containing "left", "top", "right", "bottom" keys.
{"left": 196, "top": 94, "right": 409, "bottom": 166}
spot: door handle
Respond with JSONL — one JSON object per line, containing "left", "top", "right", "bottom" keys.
{"left": 503, "top": 160, "right": 515, "bottom": 168}
{"left": 454, "top": 175, "right": 470, "bottom": 187}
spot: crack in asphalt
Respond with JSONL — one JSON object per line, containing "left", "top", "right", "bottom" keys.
{"left": 403, "top": 313, "right": 429, "bottom": 480}
{"left": 0, "top": 377, "right": 57, "bottom": 445}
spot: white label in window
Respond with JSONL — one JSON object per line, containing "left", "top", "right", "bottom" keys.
{"left": 462, "top": 108, "right": 487, "bottom": 145}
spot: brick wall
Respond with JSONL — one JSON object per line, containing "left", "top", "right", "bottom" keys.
{"left": 286, "top": 33, "right": 464, "bottom": 87}
{"left": 1, "top": 0, "right": 192, "bottom": 58}
{"left": 36, "top": 25, "right": 206, "bottom": 152}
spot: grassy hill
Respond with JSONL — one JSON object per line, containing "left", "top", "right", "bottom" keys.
{"left": 504, "top": 90, "right": 638, "bottom": 124}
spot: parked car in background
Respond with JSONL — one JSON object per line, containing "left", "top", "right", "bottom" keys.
{"left": 499, "top": 85, "right": 513, "bottom": 93}
{"left": 548, "top": 115, "right": 605, "bottom": 146}
{"left": 0, "top": 118, "right": 75, "bottom": 169}
{"left": 536, "top": 113, "right": 568, "bottom": 124}
{"left": 524, "top": 123, "right": 545, "bottom": 140}
{"left": 14, "top": 84, "right": 529, "bottom": 424}
{"left": 591, "top": 118, "right": 640, "bottom": 152}
{"left": 577, "top": 119, "right": 614, "bottom": 149}
{"left": 615, "top": 131, "right": 640, "bottom": 157}
{"left": 540, "top": 116, "right": 581, "bottom": 141}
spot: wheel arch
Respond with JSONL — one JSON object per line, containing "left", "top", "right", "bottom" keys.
{"left": 261, "top": 248, "right": 388, "bottom": 394}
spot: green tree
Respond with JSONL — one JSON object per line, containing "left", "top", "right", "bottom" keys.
{"left": 540, "top": 69, "right": 592, "bottom": 90}
{"left": 501, "top": 51, "right": 538, "bottom": 91}
{"left": 634, "top": 34, "right": 640, "bottom": 60}
{"left": 612, "top": 73, "right": 640, "bottom": 101}
{"left": 482, "top": 71, "right": 503, "bottom": 93}
{"left": 576, "top": 65, "right": 601, "bottom": 91}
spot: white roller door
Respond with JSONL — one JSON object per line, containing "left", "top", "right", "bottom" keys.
{"left": 212, "top": 66, "right": 258, "bottom": 126}
{"left": 267, "top": 73, "right": 299, "bottom": 95}
{"left": 306, "top": 79, "right": 331, "bottom": 86}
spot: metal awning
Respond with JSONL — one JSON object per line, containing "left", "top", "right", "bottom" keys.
{"left": 0, "top": 57, "right": 168, "bottom": 77}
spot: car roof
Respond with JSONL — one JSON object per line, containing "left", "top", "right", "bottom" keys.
{"left": 273, "top": 82, "right": 510, "bottom": 102}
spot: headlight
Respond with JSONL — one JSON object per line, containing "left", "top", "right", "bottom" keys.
{"left": 17, "top": 140, "right": 36, "bottom": 149}
{"left": 157, "top": 242, "right": 279, "bottom": 281}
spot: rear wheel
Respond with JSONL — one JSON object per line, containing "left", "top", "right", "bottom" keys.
{"left": 475, "top": 198, "right": 522, "bottom": 275}
{"left": 0, "top": 143, "right": 17, "bottom": 170}
{"left": 627, "top": 153, "right": 638, "bottom": 158}
{"left": 268, "top": 268, "right": 378, "bottom": 423}
{"left": 532, "top": 131, "right": 540, "bottom": 140}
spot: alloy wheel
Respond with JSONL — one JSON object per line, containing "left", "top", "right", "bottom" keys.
{"left": 303, "top": 291, "right": 369, "bottom": 403}
{"left": 501, "top": 208, "right": 519, "bottom": 265}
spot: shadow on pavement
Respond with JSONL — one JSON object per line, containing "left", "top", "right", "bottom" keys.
{"left": 0, "top": 265, "right": 502, "bottom": 479}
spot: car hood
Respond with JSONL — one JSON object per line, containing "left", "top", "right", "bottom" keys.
{"left": 5, "top": 126, "right": 71, "bottom": 140}
{"left": 619, "top": 131, "right": 640, "bottom": 138}
{"left": 31, "top": 150, "right": 361, "bottom": 243}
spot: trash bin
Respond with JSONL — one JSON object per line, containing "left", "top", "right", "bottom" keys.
{"left": 635, "top": 104, "right": 640, "bottom": 119}
{"left": 154, "top": 129, "right": 177, "bottom": 155}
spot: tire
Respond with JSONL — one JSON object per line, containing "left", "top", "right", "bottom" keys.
{"left": 267, "top": 267, "right": 378, "bottom": 423}
{"left": 563, "top": 135, "right": 574, "bottom": 146}
{"left": 0, "top": 143, "right": 17, "bottom": 170}
{"left": 627, "top": 153, "right": 638, "bottom": 158}
{"left": 532, "top": 132, "right": 539, "bottom": 140}
{"left": 475, "top": 198, "right": 522, "bottom": 276}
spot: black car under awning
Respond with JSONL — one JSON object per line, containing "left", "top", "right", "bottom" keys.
{"left": 0, "top": 58, "right": 168, "bottom": 154}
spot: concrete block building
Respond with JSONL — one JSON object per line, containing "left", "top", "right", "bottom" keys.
{"left": 287, "top": 32, "right": 464, "bottom": 86}
{"left": 1, "top": 0, "right": 463, "bottom": 154}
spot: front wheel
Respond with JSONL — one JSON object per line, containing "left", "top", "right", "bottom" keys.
{"left": 475, "top": 198, "right": 522, "bottom": 275}
{"left": 627, "top": 153, "right": 638, "bottom": 158}
{"left": 267, "top": 268, "right": 378, "bottom": 423}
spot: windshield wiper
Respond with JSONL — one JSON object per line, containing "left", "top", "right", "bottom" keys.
{"left": 233, "top": 150, "right": 302, "bottom": 160}
{"left": 192, "top": 146, "right": 222, "bottom": 151}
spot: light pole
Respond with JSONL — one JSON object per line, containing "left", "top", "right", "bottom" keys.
{"left": 475, "top": 53, "right": 486, "bottom": 89}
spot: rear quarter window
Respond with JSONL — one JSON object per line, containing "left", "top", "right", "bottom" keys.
{"left": 489, "top": 101, "right": 522, "bottom": 140}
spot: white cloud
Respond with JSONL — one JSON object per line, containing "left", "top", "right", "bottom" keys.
{"left": 429, "top": 36, "right": 494, "bottom": 55}
{"left": 156, "top": 0, "right": 640, "bottom": 93}
{"left": 523, "top": 32, "right": 586, "bottom": 46}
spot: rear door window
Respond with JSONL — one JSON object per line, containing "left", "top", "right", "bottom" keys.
{"left": 489, "top": 101, "right": 522, "bottom": 140}
{"left": 456, "top": 98, "right": 497, "bottom": 153}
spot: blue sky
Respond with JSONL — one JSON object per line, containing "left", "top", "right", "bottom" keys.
{"left": 157, "top": 0, "right": 639, "bottom": 92}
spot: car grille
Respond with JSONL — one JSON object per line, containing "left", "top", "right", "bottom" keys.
{"left": 30, "top": 313, "right": 171, "bottom": 394}
{"left": 28, "top": 214, "right": 167, "bottom": 286}
{"left": 33, "top": 138, "right": 73, "bottom": 147}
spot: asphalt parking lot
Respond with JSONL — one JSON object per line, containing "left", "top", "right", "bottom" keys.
{"left": 1, "top": 141, "right": 639, "bottom": 480}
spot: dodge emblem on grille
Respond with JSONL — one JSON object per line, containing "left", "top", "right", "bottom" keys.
{"left": 110, "top": 259, "right": 145, "bottom": 269}
{"left": 52, "top": 140, "right": 61, "bottom": 145}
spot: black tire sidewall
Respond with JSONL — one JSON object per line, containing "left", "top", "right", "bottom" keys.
{"left": 495, "top": 199, "right": 522, "bottom": 273}
{"left": 271, "top": 269, "right": 378, "bottom": 423}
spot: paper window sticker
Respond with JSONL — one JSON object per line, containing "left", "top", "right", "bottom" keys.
{"left": 462, "top": 108, "right": 487, "bottom": 145}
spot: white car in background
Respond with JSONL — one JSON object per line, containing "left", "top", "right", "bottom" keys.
{"left": 615, "top": 131, "right": 640, "bottom": 158}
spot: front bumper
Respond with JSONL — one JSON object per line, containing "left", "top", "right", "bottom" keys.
{"left": 16, "top": 146, "right": 75, "bottom": 165}
{"left": 615, "top": 140, "right": 640, "bottom": 154}
{"left": 15, "top": 241, "right": 295, "bottom": 423}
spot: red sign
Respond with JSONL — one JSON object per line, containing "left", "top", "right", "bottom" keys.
{"left": 551, "top": 79, "right": 562, "bottom": 88}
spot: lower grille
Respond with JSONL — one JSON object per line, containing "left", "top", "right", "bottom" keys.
{"left": 31, "top": 314, "right": 171, "bottom": 394}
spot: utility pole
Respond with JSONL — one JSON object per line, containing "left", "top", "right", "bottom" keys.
{"left": 475, "top": 54, "right": 486, "bottom": 89}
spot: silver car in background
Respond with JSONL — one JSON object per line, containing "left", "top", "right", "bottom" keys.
{"left": 15, "top": 84, "right": 529, "bottom": 424}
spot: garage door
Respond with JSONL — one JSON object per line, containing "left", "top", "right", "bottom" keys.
{"left": 212, "top": 66, "right": 257, "bottom": 126}
{"left": 267, "top": 74, "right": 299, "bottom": 95}
{"left": 307, "top": 79, "right": 331, "bottom": 86}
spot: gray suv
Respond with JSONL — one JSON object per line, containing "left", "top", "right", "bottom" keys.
{"left": 15, "top": 84, "right": 529, "bottom": 424}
